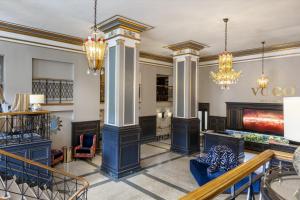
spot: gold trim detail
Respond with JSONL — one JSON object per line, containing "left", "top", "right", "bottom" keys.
{"left": 139, "top": 51, "right": 173, "bottom": 63}
{"left": 41, "top": 103, "right": 74, "bottom": 106}
{"left": 0, "top": 20, "right": 83, "bottom": 45}
{"left": 165, "top": 40, "right": 208, "bottom": 51}
{"left": 98, "top": 15, "right": 153, "bottom": 33}
{"left": 200, "top": 41, "right": 300, "bottom": 62}
{"left": 106, "top": 33, "right": 141, "bottom": 42}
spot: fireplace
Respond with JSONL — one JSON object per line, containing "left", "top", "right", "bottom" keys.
{"left": 243, "top": 109, "right": 284, "bottom": 135}
{"left": 226, "top": 102, "right": 283, "bottom": 135}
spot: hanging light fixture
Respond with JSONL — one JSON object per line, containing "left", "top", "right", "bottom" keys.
{"left": 257, "top": 41, "right": 270, "bottom": 89}
{"left": 83, "top": 0, "right": 107, "bottom": 75}
{"left": 210, "top": 18, "right": 241, "bottom": 90}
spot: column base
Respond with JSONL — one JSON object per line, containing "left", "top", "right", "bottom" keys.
{"left": 101, "top": 124, "right": 141, "bottom": 179}
{"left": 171, "top": 117, "right": 200, "bottom": 155}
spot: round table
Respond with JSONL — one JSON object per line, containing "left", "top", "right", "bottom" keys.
{"left": 262, "top": 170, "right": 300, "bottom": 200}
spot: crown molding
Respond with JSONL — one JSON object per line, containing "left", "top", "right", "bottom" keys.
{"left": 199, "top": 41, "right": 300, "bottom": 62}
{"left": 139, "top": 51, "right": 173, "bottom": 63}
{"left": 0, "top": 20, "right": 83, "bottom": 46}
{"left": 1, "top": 20, "right": 300, "bottom": 65}
{"left": 98, "top": 15, "right": 153, "bottom": 33}
{"left": 165, "top": 40, "right": 208, "bottom": 51}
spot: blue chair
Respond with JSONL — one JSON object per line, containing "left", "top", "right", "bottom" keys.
{"left": 74, "top": 133, "right": 96, "bottom": 159}
{"left": 190, "top": 145, "right": 261, "bottom": 193}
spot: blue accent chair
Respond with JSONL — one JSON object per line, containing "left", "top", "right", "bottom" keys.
{"left": 190, "top": 145, "right": 261, "bottom": 193}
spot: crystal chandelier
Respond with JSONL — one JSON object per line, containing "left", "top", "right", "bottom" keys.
{"left": 210, "top": 18, "right": 241, "bottom": 90}
{"left": 83, "top": 0, "right": 107, "bottom": 75}
{"left": 257, "top": 41, "right": 270, "bottom": 89}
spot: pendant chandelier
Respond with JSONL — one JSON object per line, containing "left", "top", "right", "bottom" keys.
{"left": 210, "top": 18, "right": 241, "bottom": 90}
{"left": 83, "top": 0, "right": 107, "bottom": 75}
{"left": 257, "top": 41, "right": 270, "bottom": 89}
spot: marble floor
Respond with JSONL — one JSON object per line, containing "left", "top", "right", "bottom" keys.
{"left": 56, "top": 140, "right": 256, "bottom": 200}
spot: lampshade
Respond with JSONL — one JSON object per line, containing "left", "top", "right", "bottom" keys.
{"left": 283, "top": 97, "right": 300, "bottom": 142}
{"left": 30, "top": 95, "right": 45, "bottom": 104}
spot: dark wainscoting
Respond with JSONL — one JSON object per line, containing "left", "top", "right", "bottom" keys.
{"left": 72, "top": 120, "right": 100, "bottom": 152}
{"left": 208, "top": 116, "right": 226, "bottom": 132}
{"left": 139, "top": 115, "right": 156, "bottom": 143}
{"left": 101, "top": 124, "right": 141, "bottom": 179}
{"left": 171, "top": 117, "right": 199, "bottom": 155}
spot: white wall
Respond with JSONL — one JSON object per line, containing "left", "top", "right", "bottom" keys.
{"left": 32, "top": 59, "right": 74, "bottom": 80}
{"left": 139, "top": 62, "right": 173, "bottom": 136}
{"left": 139, "top": 63, "right": 173, "bottom": 116}
{"left": 0, "top": 40, "right": 100, "bottom": 148}
{"left": 198, "top": 54, "right": 300, "bottom": 116}
{"left": 0, "top": 40, "right": 100, "bottom": 122}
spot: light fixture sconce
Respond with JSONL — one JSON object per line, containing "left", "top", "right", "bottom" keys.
{"left": 157, "top": 112, "right": 163, "bottom": 119}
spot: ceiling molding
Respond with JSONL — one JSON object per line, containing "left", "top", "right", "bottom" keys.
{"left": 0, "top": 20, "right": 83, "bottom": 46}
{"left": 98, "top": 15, "right": 153, "bottom": 33}
{"left": 165, "top": 40, "right": 208, "bottom": 51}
{"left": 139, "top": 51, "right": 173, "bottom": 63}
{"left": 0, "top": 35, "right": 84, "bottom": 54}
{"left": 199, "top": 41, "right": 300, "bottom": 62}
{"left": 1, "top": 20, "right": 300, "bottom": 65}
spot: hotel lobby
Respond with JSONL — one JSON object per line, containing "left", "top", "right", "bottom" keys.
{"left": 0, "top": 0, "right": 299, "bottom": 200}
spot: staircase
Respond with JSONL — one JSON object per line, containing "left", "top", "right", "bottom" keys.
{"left": 0, "top": 149, "right": 89, "bottom": 200}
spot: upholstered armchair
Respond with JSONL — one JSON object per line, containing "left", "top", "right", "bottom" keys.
{"left": 74, "top": 133, "right": 96, "bottom": 159}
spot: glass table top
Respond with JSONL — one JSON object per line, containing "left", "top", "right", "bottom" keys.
{"left": 269, "top": 174, "right": 300, "bottom": 200}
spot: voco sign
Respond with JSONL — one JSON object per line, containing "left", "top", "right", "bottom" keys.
{"left": 251, "top": 86, "right": 296, "bottom": 97}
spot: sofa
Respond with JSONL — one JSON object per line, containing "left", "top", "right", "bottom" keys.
{"left": 190, "top": 145, "right": 261, "bottom": 193}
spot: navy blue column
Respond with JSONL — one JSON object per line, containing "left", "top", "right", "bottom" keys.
{"left": 101, "top": 125, "right": 141, "bottom": 178}
{"left": 166, "top": 41, "right": 205, "bottom": 155}
{"left": 171, "top": 117, "right": 199, "bottom": 154}
{"left": 98, "top": 16, "right": 152, "bottom": 179}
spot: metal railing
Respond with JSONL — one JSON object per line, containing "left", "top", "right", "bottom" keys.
{"left": 181, "top": 150, "right": 293, "bottom": 200}
{"left": 0, "top": 111, "right": 50, "bottom": 146}
{"left": 0, "top": 149, "right": 89, "bottom": 200}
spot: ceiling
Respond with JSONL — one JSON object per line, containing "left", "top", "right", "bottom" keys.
{"left": 1, "top": 0, "right": 300, "bottom": 57}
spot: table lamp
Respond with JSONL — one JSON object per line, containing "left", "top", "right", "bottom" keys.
{"left": 284, "top": 97, "right": 300, "bottom": 199}
{"left": 30, "top": 94, "right": 44, "bottom": 111}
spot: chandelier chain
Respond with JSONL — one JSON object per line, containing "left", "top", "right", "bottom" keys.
{"left": 224, "top": 18, "right": 228, "bottom": 51}
{"left": 93, "top": 0, "right": 97, "bottom": 31}
{"left": 262, "top": 41, "right": 265, "bottom": 74}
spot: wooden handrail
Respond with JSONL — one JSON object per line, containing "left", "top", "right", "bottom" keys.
{"left": 181, "top": 150, "right": 293, "bottom": 200}
{"left": 273, "top": 150, "right": 294, "bottom": 161}
{"left": 0, "top": 110, "right": 50, "bottom": 116}
{"left": 0, "top": 149, "right": 89, "bottom": 200}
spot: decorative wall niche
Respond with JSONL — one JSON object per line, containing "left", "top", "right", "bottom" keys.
{"left": 32, "top": 59, "right": 74, "bottom": 105}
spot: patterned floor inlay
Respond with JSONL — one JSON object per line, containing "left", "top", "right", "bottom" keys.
{"left": 56, "top": 140, "right": 256, "bottom": 200}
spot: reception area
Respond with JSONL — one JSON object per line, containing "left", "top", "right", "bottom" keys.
{"left": 0, "top": 0, "right": 299, "bottom": 200}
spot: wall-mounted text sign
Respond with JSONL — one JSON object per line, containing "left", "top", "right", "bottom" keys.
{"left": 251, "top": 86, "right": 296, "bottom": 97}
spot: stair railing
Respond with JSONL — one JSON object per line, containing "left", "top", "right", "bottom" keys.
{"left": 181, "top": 150, "right": 293, "bottom": 200}
{"left": 0, "top": 149, "right": 89, "bottom": 200}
